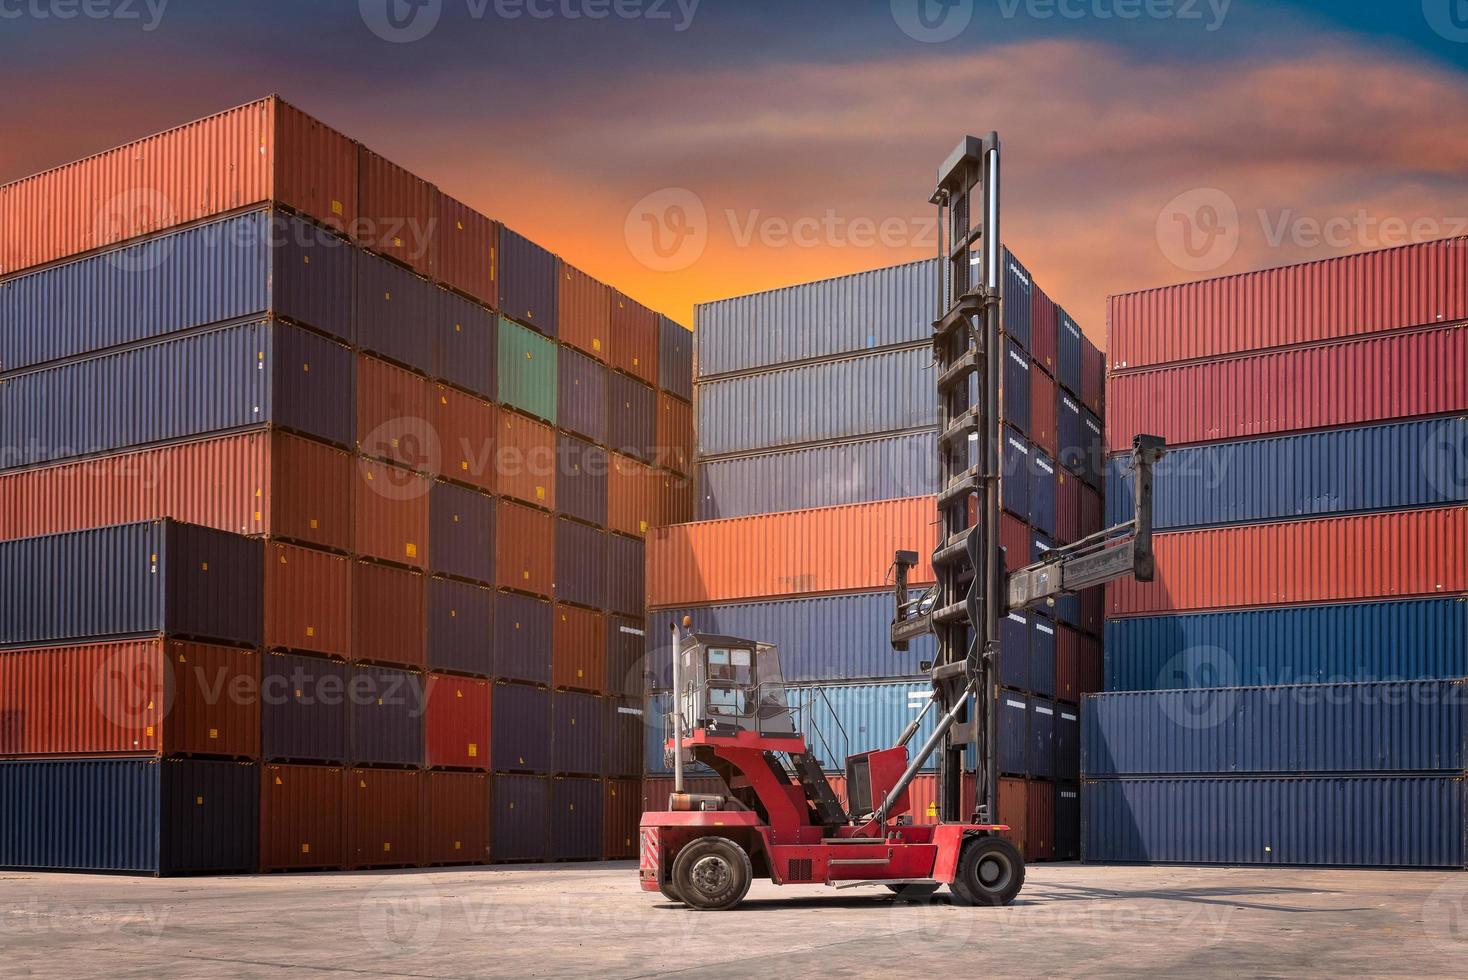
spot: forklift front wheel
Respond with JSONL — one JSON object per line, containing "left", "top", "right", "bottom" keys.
{"left": 950, "top": 836, "right": 1025, "bottom": 907}
{"left": 670, "top": 836, "right": 752, "bottom": 911}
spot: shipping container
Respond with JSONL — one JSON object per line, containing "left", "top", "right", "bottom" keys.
{"left": 998, "top": 610, "right": 1030, "bottom": 691}
{"left": 352, "top": 560, "right": 427, "bottom": 668}
{"left": 695, "top": 259, "right": 934, "bottom": 378}
{"left": 997, "top": 777, "right": 1028, "bottom": 856}
{"left": 347, "top": 665, "right": 424, "bottom": 767}
{"left": 1108, "top": 237, "right": 1468, "bottom": 373}
{"left": 429, "top": 481, "right": 495, "bottom": 585}
{"left": 261, "top": 652, "right": 350, "bottom": 764}
{"left": 433, "top": 385, "right": 497, "bottom": 492}
{"left": 1029, "top": 450, "right": 1058, "bottom": 537}
{"left": 353, "top": 458, "right": 429, "bottom": 570}
{"left": 1107, "top": 325, "right": 1467, "bottom": 450}
{"left": 606, "top": 533, "right": 646, "bottom": 618}
{"left": 435, "top": 193, "right": 497, "bottom": 310}
{"left": 1030, "top": 367, "right": 1057, "bottom": 459}
{"left": 554, "top": 519, "right": 607, "bottom": 611}
{"left": 658, "top": 316, "right": 693, "bottom": 402}
{"left": 550, "top": 776, "right": 604, "bottom": 860}
{"left": 260, "top": 764, "right": 345, "bottom": 871}
{"left": 611, "top": 291, "right": 659, "bottom": 386}
{"left": 605, "top": 697, "right": 644, "bottom": 777}
{"left": 344, "top": 767, "right": 422, "bottom": 868}
{"left": 1002, "top": 340, "right": 1032, "bottom": 434}
{"left": 357, "top": 353, "right": 433, "bottom": 471}
{"left": 1081, "top": 337, "right": 1105, "bottom": 417}
{"left": 265, "top": 542, "right": 352, "bottom": 658}
{"left": 558, "top": 346, "right": 609, "bottom": 445}
{"left": 646, "top": 497, "right": 937, "bottom": 607}
{"left": 1055, "top": 469, "right": 1080, "bottom": 545}
{"left": 1030, "top": 286, "right": 1057, "bottom": 377}
{"left": 695, "top": 346, "right": 935, "bottom": 456}
{"left": 492, "top": 682, "right": 551, "bottom": 772}
{"left": 498, "top": 317, "right": 558, "bottom": 423}
{"left": 1057, "top": 390, "right": 1085, "bottom": 480}
{"left": 1000, "top": 512, "right": 1028, "bottom": 573}
{"left": 356, "top": 146, "right": 437, "bottom": 276}
{"left": 495, "top": 500, "right": 554, "bottom": 597}
{"left": 783, "top": 681, "right": 937, "bottom": 772}
{"left": 492, "top": 773, "right": 548, "bottom": 861}
{"left": 655, "top": 391, "right": 693, "bottom": 476}
{"left": 1029, "top": 699, "right": 1056, "bottom": 780}
{"left": 424, "top": 674, "right": 491, "bottom": 770}
{"left": 559, "top": 262, "right": 610, "bottom": 361}
{"left": 0, "top": 758, "right": 258, "bottom": 874}
{"left": 1081, "top": 409, "right": 1104, "bottom": 490}
{"left": 608, "top": 371, "right": 657, "bottom": 464}
{"left": 1108, "top": 507, "right": 1468, "bottom": 616}
{"left": 553, "top": 604, "right": 606, "bottom": 693}
{"left": 498, "top": 228, "right": 558, "bottom": 337}
{"left": 1082, "top": 775, "right": 1467, "bottom": 867}
{"left": 603, "top": 777, "right": 640, "bottom": 859}
{"left": 1106, "top": 416, "right": 1468, "bottom": 530}
{"left": 662, "top": 470, "right": 694, "bottom": 527}
{"left": 494, "top": 593, "right": 553, "bottom": 686}
{"left": 1057, "top": 309, "right": 1082, "bottom": 397}
{"left": 1001, "top": 427, "right": 1030, "bottom": 520}
{"left": 0, "top": 520, "right": 261, "bottom": 649}
{"left": 553, "top": 691, "right": 604, "bottom": 775}
{"left": 427, "top": 577, "right": 494, "bottom": 678}
{"left": 356, "top": 249, "right": 437, "bottom": 374}
{"left": 1031, "top": 614, "right": 1057, "bottom": 697}
{"left": 606, "top": 617, "right": 645, "bottom": 698}
{"left": 1056, "top": 624, "right": 1080, "bottom": 703}
{"left": 424, "top": 769, "right": 490, "bottom": 865}
{"left": 1055, "top": 706, "right": 1080, "bottom": 782}
{"left": 997, "top": 693, "right": 1028, "bottom": 776}
{"left": 557, "top": 435, "right": 609, "bottom": 528}
{"left": 435, "top": 289, "right": 498, "bottom": 401}
{"left": 1002, "top": 248, "right": 1033, "bottom": 352}
{"left": 0, "top": 96, "right": 358, "bottom": 274}
{"left": 1055, "top": 783, "right": 1079, "bottom": 860}
{"left": 1027, "top": 779, "right": 1055, "bottom": 861}
{"left": 607, "top": 453, "right": 661, "bottom": 537}
{"left": 497, "top": 410, "right": 557, "bottom": 511}
{"left": 0, "top": 640, "right": 258, "bottom": 759}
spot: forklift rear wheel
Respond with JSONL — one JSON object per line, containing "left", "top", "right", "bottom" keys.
{"left": 658, "top": 879, "right": 684, "bottom": 904}
{"left": 670, "top": 836, "right": 752, "bottom": 911}
{"left": 886, "top": 883, "right": 941, "bottom": 900}
{"left": 950, "top": 836, "right": 1025, "bottom": 907}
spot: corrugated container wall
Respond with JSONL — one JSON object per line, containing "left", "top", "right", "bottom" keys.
{"left": 494, "top": 593, "right": 552, "bottom": 686}
{"left": 357, "top": 146, "right": 437, "bottom": 277}
{"left": 606, "top": 533, "right": 646, "bottom": 617}
{"left": 608, "top": 372, "right": 656, "bottom": 463}
{"left": 610, "top": 291, "right": 658, "bottom": 386}
{"left": 266, "top": 543, "right": 352, "bottom": 658}
{"left": 549, "top": 777, "right": 603, "bottom": 859}
{"left": 656, "top": 392, "right": 693, "bottom": 475}
{"left": 551, "top": 691, "right": 604, "bottom": 775}
{"left": 262, "top": 652, "right": 350, "bottom": 764}
{"left": 492, "top": 683, "right": 551, "bottom": 773}
{"left": 557, "top": 435, "right": 609, "bottom": 528}
{"left": 553, "top": 604, "right": 605, "bottom": 693}
{"left": 423, "top": 770, "right": 490, "bottom": 865}
{"left": 435, "top": 193, "right": 497, "bottom": 309}
{"left": 495, "top": 501, "right": 554, "bottom": 597}
{"left": 498, "top": 227, "right": 558, "bottom": 337}
{"left": 356, "top": 250, "right": 437, "bottom": 375}
{"left": 353, "top": 459, "right": 430, "bottom": 570}
{"left": 435, "top": 290, "right": 497, "bottom": 402}
{"left": 427, "top": 577, "right": 495, "bottom": 678}
{"left": 429, "top": 482, "right": 496, "bottom": 585}
{"left": 785, "top": 681, "right": 938, "bottom": 772}
{"left": 559, "top": 263, "right": 610, "bottom": 361}
{"left": 352, "top": 561, "right": 426, "bottom": 668}
{"left": 259, "top": 764, "right": 344, "bottom": 871}
{"left": 433, "top": 386, "right": 497, "bottom": 493}
{"left": 492, "top": 773, "right": 548, "bottom": 861}
{"left": 658, "top": 316, "right": 693, "bottom": 402}
{"left": 348, "top": 665, "right": 424, "bottom": 767}
{"left": 498, "top": 318, "right": 558, "bottom": 424}
{"left": 558, "top": 346, "right": 609, "bottom": 446}
{"left": 555, "top": 520, "right": 608, "bottom": 611}
{"left": 345, "top": 767, "right": 422, "bottom": 869}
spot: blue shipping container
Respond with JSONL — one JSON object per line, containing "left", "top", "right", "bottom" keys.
{"left": 262, "top": 652, "right": 350, "bottom": 763}
{"left": 427, "top": 577, "right": 494, "bottom": 677}
{"left": 1002, "top": 339, "right": 1031, "bottom": 434}
{"left": 783, "top": 681, "right": 937, "bottom": 772}
{"left": 998, "top": 692, "right": 1029, "bottom": 775}
{"left": 1029, "top": 450, "right": 1057, "bottom": 536}
{"left": 1055, "top": 782, "right": 1080, "bottom": 859}
{"left": 1057, "top": 390, "right": 1085, "bottom": 479}
{"left": 494, "top": 593, "right": 553, "bottom": 686}
{"left": 1001, "top": 426, "right": 1030, "bottom": 519}
{"left": 1030, "top": 698, "right": 1056, "bottom": 779}
{"left": 608, "top": 371, "right": 656, "bottom": 463}
{"left": 1057, "top": 309, "right": 1082, "bottom": 397}
{"left": 1001, "top": 247, "right": 1032, "bottom": 353}
{"left": 606, "top": 533, "right": 645, "bottom": 618}
{"left": 492, "top": 773, "right": 549, "bottom": 861}
{"left": 429, "top": 481, "right": 495, "bottom": 585}
{"left": 1031, "top": 614, "right": 1057, "bottom": 697}
{"left": 557, "top": 435, "right": 609, "bottom": 528}
{"left": 348, "top": 666, "right": 424, "bottom": 767}
{"left": 552, "top": 691, "right": 604, "bottom": 775}
{"left": 555, "top": 518, "right": 608, "bottom": 610}
{"left": 1083, "top": 775, "right": 1467, "bottom": 867}
{"left": 1056, "top": 706, "right": 1080, "bottom": 781}
{"left": 1081, "top": 409, "right": 1104, "bottom": 490}
{"left": 558, "top": 346, "right": 609, "bottom": 446}
{"left": 658, "top": 315, "right": 693, "bottom": 402}
{"left": 498, "top": 227, "right": 559, "bottom": 337}
{"left": 1103, "top": 597, "right": 1468, "bottom": 690}
{"left": 356, "top": 249, "right": 437, "bottom": 374}
{"left": 493, "top": 683, "right": 552, "bottom": 772}
{"left": 435, "top": 289, "right": 497, "bottom": 401}
{"left": 999, "top": 610, "right": 1030, "bottom": 691}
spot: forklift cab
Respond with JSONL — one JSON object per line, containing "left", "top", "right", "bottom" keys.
{"left": 672, "top": 632, "right": 798, "bottom": 740}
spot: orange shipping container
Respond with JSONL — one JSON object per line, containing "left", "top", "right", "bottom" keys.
{"left": 497, "top": 410, "right": 556, "bottom": 509}
{"left": 265, "top": 542, "right": 352, "bottom": 658}
{"left": 603, "top": 777, "right": 641, "bottom": 859}
{"left": 357, "top": 145, "right": 437, "bottom": 277}
{"left": 345, "top": 768, "right": 423, "bottom": 869}
{"left": 352, "top": 561, "right": 427, "bottom": 668}
{"left": 496, "top": 500, "right": 555, "bottom": 597}
{"left": 353, "top": 458, "right": 429, "bottom": 569}
{"left": 436, "top": 193, "right": 497, "bottom": 308}
{"left": 608, "top": 452, "right": 660, "bottom": 537}
{"left": 560, "top": 263, "right": 611, "bottom": 361}
{"left": 260, "top": 764, "right": 345, "bottom": 871}
{"left": 0, "top": 96, "right": 358, "bottom": 275}
{"left": 997, "top": 776, "right": 1028, "bottom": 857}
{"left": 646, "top": 497, "right": 938, "bottom": 607}
{"left": 357, "top": 354, "right": 433, "bottom": 472}
{"left": 610, "top": 290, "right": 658, "bottom": 385}
{"left": 424, "top": 770, "right": 491, "bottom": 865}
{"left": 553, "top": 604, "right": 606, "bottom": 693}
{"left": 655, "top": 392, "right": 694, "bottom": 476}
{"left": 432, "top": 386, "right": 497, "bottom": 492}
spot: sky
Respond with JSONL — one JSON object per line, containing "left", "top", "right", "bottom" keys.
{"left": 2, "top": 0, "right": 1467, "bottom": 341}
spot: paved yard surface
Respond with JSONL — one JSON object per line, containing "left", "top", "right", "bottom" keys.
{"left": 4, "top": 861, "right": 1466, "bottom": 977}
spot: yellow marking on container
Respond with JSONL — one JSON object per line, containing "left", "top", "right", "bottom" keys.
{"left": 331, "top": 200, "right": 343, "bottom": 216}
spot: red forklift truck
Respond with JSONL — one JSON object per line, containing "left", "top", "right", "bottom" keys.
{"left": 639, "top": 134, "right": 1165, "bottom": 910}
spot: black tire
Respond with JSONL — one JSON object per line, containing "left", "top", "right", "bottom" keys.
{"left": 658, "top": 879, "right": 684, "bottom": 904}
{"left": 886, "top": 882, "right": 941, "bottom": 900}
{"left": 950, "top": 835, "right": 1025, "bottom": 907}
{"left": 670, "top": 836, "right": 753, "bottom": 911}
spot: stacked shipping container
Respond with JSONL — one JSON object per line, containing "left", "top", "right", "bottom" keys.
{"left": 648, "top": 254, "right": 1108, "bottom": 859}
{"left": 1089, "top": 238, "right": 1468, "bottom": 867}
{"left": 0, "top": 96, "right": 690, "bottom": 872}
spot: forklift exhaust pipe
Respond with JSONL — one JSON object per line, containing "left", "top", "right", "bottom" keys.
{"left": 869, "top": 678, "right": 977, "bottom": 825}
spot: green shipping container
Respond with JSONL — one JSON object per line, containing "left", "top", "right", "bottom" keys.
{"left": 498, "top": 317, "right": 558, "bottom": 423}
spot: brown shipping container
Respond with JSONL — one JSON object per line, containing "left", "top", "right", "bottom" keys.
{"left": 1026, "top": 779, "right": 1055, "bottom": 861}
{"left": 424, "top": 770, "right": 491, "bottom": 865}
{"left": 997, "top": 777, "right": 1028, "bottom": 857}
{"left": 1108, "top": 507, "right": 1468, "bottom": 616}
{"left": 603, "top": 777, "right": 641, "bottom": 859}
{"left": 608, "top": 453, "right": 660, "bottom": 537}
{"left": 496, "top": 500, "right": 555, "bottom": 597}
{"left": 1001, "top": 512, "right": 1029, "bottom": 572}
{"left": 610, "top": 290, "right": 658, "bottom": 385}
{"left": 647, "top": 497, "right": 939, "bottom": 607}
{"left": 661, "top": 471, "right": 694, "bottom": 527}
{"left": 357, "top": 354, "right": 433, "bottom": 471}
{"left": 436, "top": 193, "right": 498, "bottom": 308}
{"left": 357, "top": 145, "right": 437, "bottom": 277}
{"left": 354, "top": 458, "right": 429, "bottom": 569}
{"left": 353, "top": 561, "right": 427, "bottom": 668}
{"left": 433, "top": 386, "right": 497, "bottom": 493}
{"left": 260, "top": 764, "right": 345, "bottom": 871}
{"left": 560, "top": 263, "right": 612, "bottom": 361}
{"left": 0, "top": 430, "right": 352, "bottom": 552}
{"left": 0, "top": 96, "right": 358, "bottom": 275}
{"left": 553, "top": 604, "right": 606, "bottom": 693}
{"left": 0, "top": 640, "right": 259, "bottom": 759}
{"left": 497, "top": 411, "right": 557, "bottom": 509}
{"left": 345, "top": 768, "right": 424, "bottom": 869}
{"left": 655, "top": 392, "right": 694, "bottom": 476}
{"left": 265, "top": 542, "right": 352, "bottom": 658}
{"left": 1031, "top": 368, "right": 1058, "bottom": 459}
{"left": 1055, "top": 624, "right": 1081, "bottom": 703}
{"left": 1077, "top": 632, "right": 1102, "bottom": 696}
{"left": 1108, "top": 237, "right": 1468, "bottom": 373}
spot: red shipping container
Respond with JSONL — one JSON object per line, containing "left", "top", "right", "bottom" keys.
{"left": 0, "top": 430, "right": 352, "bottom": 553}
{"left": 424, "top": 770, "right": 490, "bottom": 865}
{"left": 425, "top": 674, "right": 491, "bottom": 770}
{"left": 610, "top": 290, "right": 658, "bottom": 386}
{"left": 1107, "top": 325, "right": 1467, "bottom": 449}
{"left": 1031, "top": 285, "right": 1058, "bottom": 376}
{"left": 497, "top": 411, "right": 556, "bottom": 510}
{"left": 646, "top": 497, "right": 937, "bottom": 607}
{"left": 354, "top": 458, "right": 429, "bottom": 569}
{"left": 433, "top": 386, "right": 497, "bottom": 493}
{"left": 608, "top": 452, "right": 660, "bottom": 537}
{"left": 357, "top": 145, "right": 437, "bottom": 277}
{"left": 996, "top": 776, "right": 1027, "bottom": 856}
{"left": 0, "top": 96, "right": 358, "bottom": 275}
{"left": 1001, "top": 512, "right": 1030, "bottom": 573}
{"left": 1107, "top": 507, "right": 1468, "bottom": 616}
{"left": 1031, "top": 367, "right": 1058, "bottom": 459}
{"left": 265, "top": 542, "right": 352, "bottom": 658}
{"left": 345, "top": 768, "right": 423, "bottom": 869}
{"left": 553, "top": 604, "right": 606, "bottom": 693}
{"left": 260, "top": 764, "right": 345, "bottom": 871}
{"left": 560, "top": 263, "right": 612, "bottom": 362}
{"left": 655, "top": 392, "right": 694, "bottom": 476}
{"left": 1055, "top": 470, "right": 1080, "bottom": 545}
{"left": 436, "top": 193, "right": 497, "bottom": 308}
{"left": 352, "top": 561, "right": 427, "bottom": 668}
{"left": 357, "top": 354, "right": 433, "bottom": 471}
{"left": 603, "top": 777, "right": 640, "bottom": 859}
{"left": 1108, "top": 237, "right": 1468, "bottom": 373}
{"left": 1055, "top": 625, "right": 1080, "bottom": 703}
{"left": 1026, "top": 779, "right": 1055, "bottom": 861}
{"left": 1076, "top": 632, "right": 1102, "bottom": 696}
{"left": 0, "top": 640, "right": 259, "bottom": 759}
{"left": 496, "top": 500, "right": 555, "bottom": 597}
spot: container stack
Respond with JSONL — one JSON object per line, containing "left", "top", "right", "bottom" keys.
{"left": 1086, "top": 239, "right": 1468, "bottom": 867}
{"left": 0, "top": 96, "right": 689, "bottom": 873}
{"left": 645, "top": 252, "right": 1108, "bottom": 859}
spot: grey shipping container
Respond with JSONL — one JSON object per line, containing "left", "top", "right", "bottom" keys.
{"left": 1082, "top": 775, "right": 1467, "bottom": 867}
{"left": 555, "top": 518, "right": 608, "bottom": 610}
{"left": 498, "top": 227, "right": 559, "bottom": 337}
{"left": 356, "top": 249, "right": 438, "bottom": 374}
{"left": 557, "top": 435, "right": 609, "bottom": 528}
{"left": 606, "top": 533, "right": 645, "bottom": 618}
{"left": 348, "top": 665, "right": 425, "bottom": 767}
{"left": 0, "top": 758, "right": 258, "bottom": 875}
{"left": 549, "top": 776, "right": 603, "bottom": 860}
{"left": 491, "top": 773, "right": 548, "bottom": 861}
{"left": 435, "top": 289, "right": 497, "bottom": 401}
{"left": 492, "top": 682, "right": 552, "bottom": 772}
{"left": 552, "top": 690, "right": 604, "bottom": 775}
{"left": 558, "top": 346, "right": 609, "bottom": 445}
{"left": 427, "top": 577, "right": 495, "bottom": 677}
{"left": 261, "top": 652, "right": 350, "bottom": 764}
{"left": 494, "top": 593, "right": 553, "bottom": 686}
{"left": 608, "top": 371, "right": 656, "bottom": 463}
{"left": 0, "top": 520, "right": 262, "bottom": 649}
{"left": 657, "top": 316, "right": 693, "bottom": 402}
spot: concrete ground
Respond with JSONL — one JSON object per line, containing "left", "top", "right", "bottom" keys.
{"left": 4, "top": 861, "right": 1466, "bottom": 978}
